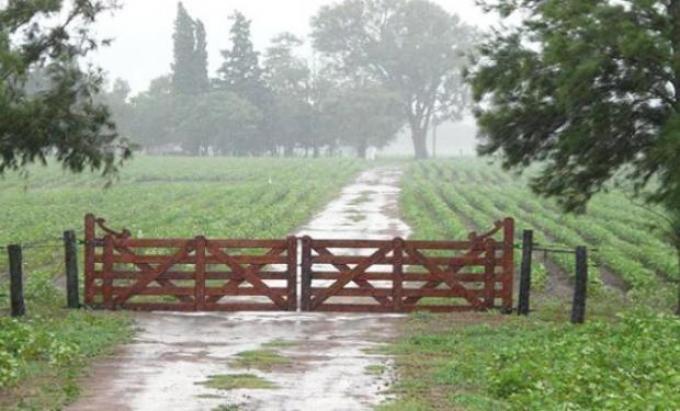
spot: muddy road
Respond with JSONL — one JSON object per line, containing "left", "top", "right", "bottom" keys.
{"left": 68, "top": 167, "right": 410, "bottom": 411}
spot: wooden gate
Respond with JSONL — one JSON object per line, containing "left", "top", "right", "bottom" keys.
{"left": 300, "top": 218, "right": 514, "bottom": 313}
{"left": 83, "top": 215, "right": 297, "bottom": 311}
{"left": 83, "top": 214, "right": 514, "bottom": 313}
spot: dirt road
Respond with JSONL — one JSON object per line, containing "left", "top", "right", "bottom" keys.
{"left": 68, "top": 167, "right": 410, "bottom": 411}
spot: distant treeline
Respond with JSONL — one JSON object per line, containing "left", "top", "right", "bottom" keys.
{"left": 102, "top": 1, "right": 475, "bottom": 158}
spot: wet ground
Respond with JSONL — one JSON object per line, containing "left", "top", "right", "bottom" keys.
{"left": 68, "top": 167, "right": 410, "bottom": 411}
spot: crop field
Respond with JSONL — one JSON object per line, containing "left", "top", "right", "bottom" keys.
{"left": 387, "top": 159, "right": 680, "bottom": 411}
{"left": 0, "top": 156, "right": 363, "bottom": 409}
{"left": 400, "top": 159, "right": 678, "bottom": 311}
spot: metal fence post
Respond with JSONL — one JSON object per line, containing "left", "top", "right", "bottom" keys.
{"left": 517, "top": 230, "right": 533, "bottom": 315}
{"left": 8, "top": 244, "right": 25, "bottom": 317}
{"left": 571, "top": 246, "right": 588, "bottom": 324}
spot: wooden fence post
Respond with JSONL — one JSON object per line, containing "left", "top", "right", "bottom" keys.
{"left": 286, "top": 236, "right": 298, "bottom": 312}
{"left": 300, "top": 236, "right": 312, "bottom": 311}
{"left": 571, "top": 246, "right": 588, "bottom": 324}
{"left": 84, "top": 214, "right": 96, "bottom": 306}
{"left": 483, "top": 239, "right": 496, "bottom": 309}
{"left": 517, "top": 230, "right": 533, "bottom": 316}
{"left": 501, "top": 218, "right": 515, "bottom": 313}
{"left": 392, "top": 238, "right": 404, "bottom": 312}
{"left": 194, "top": 236, "right": 206, "bottom": 311}
{"left": 63, "top": 230, "right": 80, "bottom": 309}
{"left": 8, "top": 244, "right": 25, "bottom": 317}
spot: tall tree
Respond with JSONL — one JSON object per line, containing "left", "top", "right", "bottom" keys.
{"left": 263, "top": 33, "right": 312, "bottom": 155}
{"left": 0, "top": 0, "right": 131, "bottom": 175}
{"left": 322, "top": 82, "right": 404, "bottom": 158}
{"left": 193, "top": 19, "right": 210, "bottom": 92}
{"left": 218, "top": 10, "right": 271, "bottom": 154}
{"left": 127, "top": 75, "right": 177, "bottom": 148}
{"left": 469, "top": 0, "right": 680, "bottom": 315}
{"left": 171, "top": 2, "right": 197, "bottom": 95}
{"left": 218, "top": 11, "right": 263, "bottom": 96}
{"left": 311, "top": 0, "right": 476, "bottom": 158}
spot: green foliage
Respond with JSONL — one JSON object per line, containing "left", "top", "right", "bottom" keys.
{"left": 483, "top": 313, "right": 680, "bottom": 409}
{"left": 217, "top": 10, "right": 272, "bottom": 155}
{"left": 386, "top": 311, "right": 679, "bottom": 410}
{"left": 171, "top": 2, "right": 209, "bottom": 95}
{"left": 0, "top": 311, "right": 131, "bottom": 392}
{"left": 0, "top": 0, "right": 131, "bottom": 176}
{"left": 469, "top": 1, "right": 680, "bottom": 311}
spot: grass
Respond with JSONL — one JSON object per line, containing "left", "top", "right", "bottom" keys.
{"left": 197, "top": 374, "right": 277, "bottom": 390}
{"left": 382, "top": 310, "right": 680, "bottom": 410}
{"left": 365, "top": 364, "right": 387, "bottom": 375}
{"left": 261, "top": 339, "right": 297, "bottom": 349}
{"left": 231, "top": 349, "right": 291, "bottom": 371}
{"left": 0, "top": 308, "right": 131, "bottom": 411}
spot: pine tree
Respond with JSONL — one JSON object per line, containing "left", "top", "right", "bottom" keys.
{"left": 193, "top": 19, "right": 210, "bottom": 92}
{"left": 218, "top": 11, "right": 263, "bottom": 96}
{"left": 171, "top": 2, "right": 197, "bottom": 95}
{"left": 218, "top": 10, "right": 272, "bottom": 154}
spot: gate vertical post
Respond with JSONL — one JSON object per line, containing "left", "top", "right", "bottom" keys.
{"left": 517, "top": 230, "right": 533, "bottom": 316}
{"left": 286, "top": 236, "right": 298, "bottom": 311}
{"left": 8, "top": 244, "right": 25, "bottom": 317}
{"left": 571, "top": 246, "right": 588, "bottom": 324}
{"left": 392, "top": 238, "right": 404, "bottom": 312}
{"left": 501, "top": 218, "right": 515, "bottom": 313}
{"left": 483, "top": 239, "right": 496, "bottom": 309}
{"left": 195, "top": 236, "right": 206, "bottom": 311}
{"left": 64, "top": 230, "right": 80, "bottom": 309}
{"left": 84, "top": 214, "right": 96, "bottom": 306}
{"left": 300, "top": 236, "right": 312, "bottom": 311}
{"left": 102, "top": 235, "right": 114, "bottom": 310}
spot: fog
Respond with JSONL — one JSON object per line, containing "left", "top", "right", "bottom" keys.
{"left": 92, "top": 0, "right": 497, "bottom": 94}
{"left": 22, "top": 0, "right": 503, "bottom": 158}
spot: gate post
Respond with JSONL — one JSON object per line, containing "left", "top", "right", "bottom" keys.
{"left": 483, "top": 239, "right": 496, "bottom": 309}
{"left": 102, "top": 235, "right": 114, "bottom": 310}
{"left": 300, "top": 236, "right": 312, "bottom": 311}
{"left": 501, "top": 218, "right": 515, "bottom": 313}
{"left": 195, "top": 236, "right": 206, "bottom": 311}
{"left": 286, "top": 236, "right": 298, "bottom": 311}
{"left": 517, "top": 230, "right": 533, "bottom": 316}
{"left": 84, "top": 214, "right": 96, "bottom": 306}
{"left": 392, "top": 238, "right": 404, "bottom": 312}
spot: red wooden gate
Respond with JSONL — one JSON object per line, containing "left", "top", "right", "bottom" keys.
{"left": 83, "top": 214, "right": 514, "bottom": 313}
{"left": 300, "top": 218, "right": 514, "bottom": 312}
{"left": 83, "top": 215, "right": 297, "bottom": 311}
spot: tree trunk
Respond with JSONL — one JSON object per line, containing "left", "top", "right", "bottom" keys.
{"left": 410, "top": 124, "right": 429, "bottom": 159}
{"left": 357, "top": 141, "right": 367, "bottom": 159}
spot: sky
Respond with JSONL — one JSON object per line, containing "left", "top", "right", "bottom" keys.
{"left": 90, "top": 0, "right": 499, "bottom": 94}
